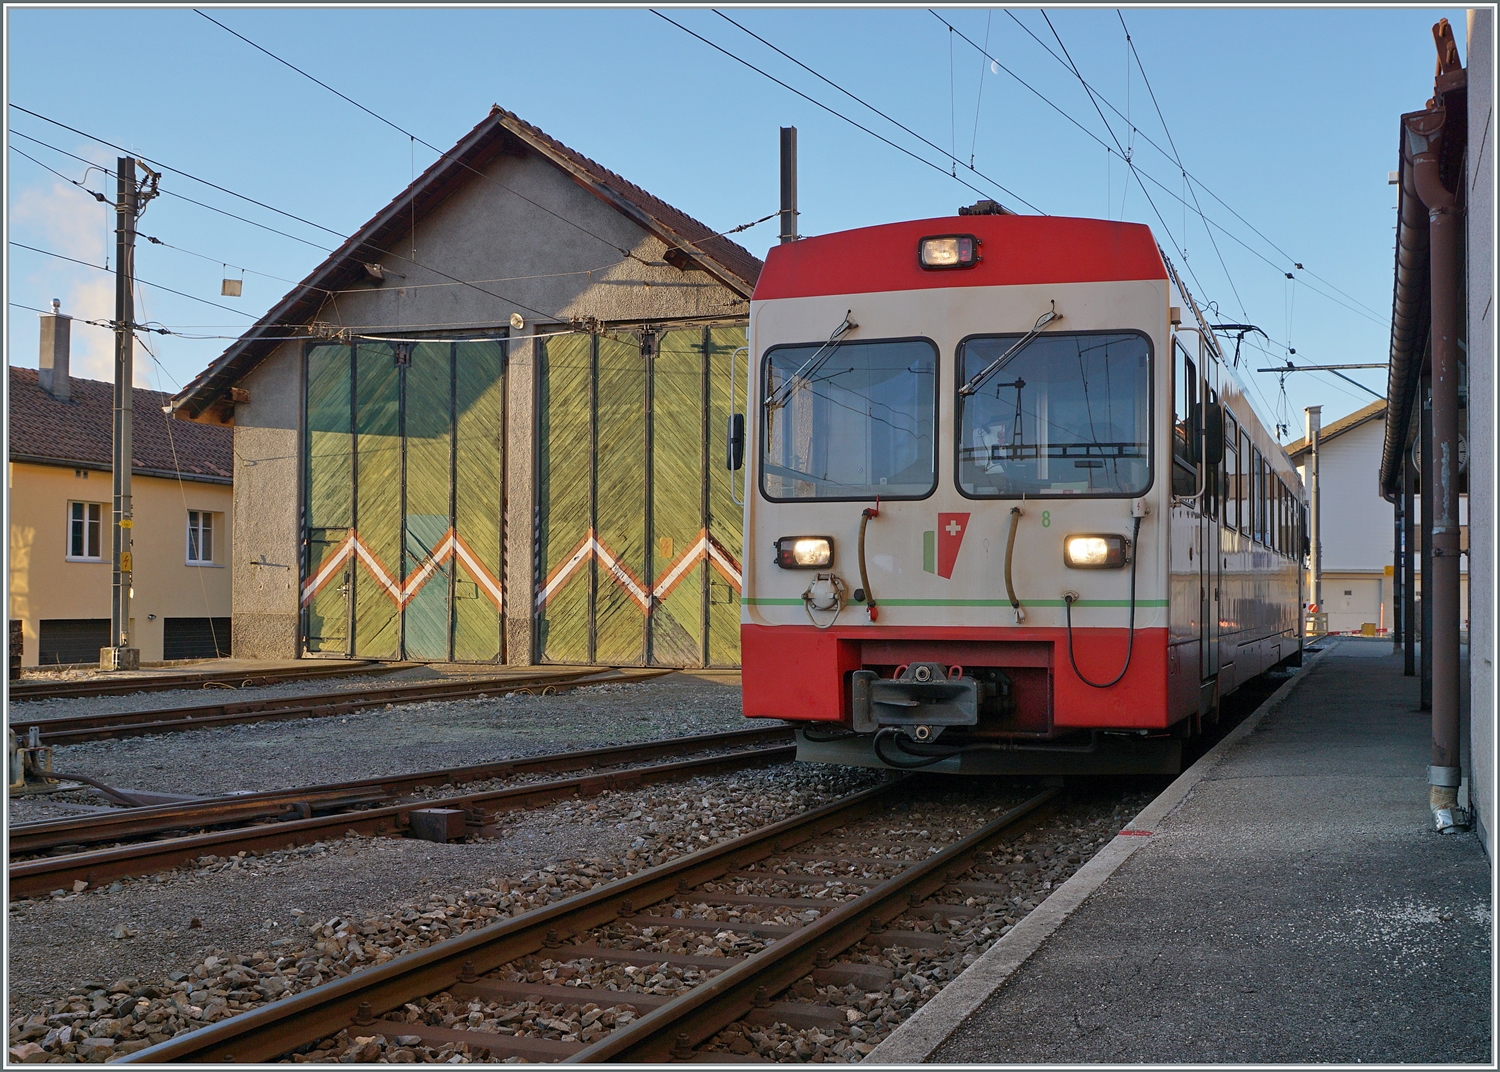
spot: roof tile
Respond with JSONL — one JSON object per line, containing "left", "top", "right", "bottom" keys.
{"left": 9, "top": 366, "right": 232, "bottom": 482}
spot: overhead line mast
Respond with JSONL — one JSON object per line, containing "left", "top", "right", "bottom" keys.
{"left": 102, "top": 156, "right": 157, "bottom": 670}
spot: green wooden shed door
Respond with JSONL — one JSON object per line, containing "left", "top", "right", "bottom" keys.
{"left": 300, "top": 339, "right": 505, "bottom": 662}
{"left": 537, "top": 325, "right": 744, "bottom": 667}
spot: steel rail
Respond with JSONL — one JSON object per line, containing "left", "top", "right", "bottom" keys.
{"left": 10, "top": 667, "right": 663, "bottom": 746}
{"left": 8, "top": 661, "right": 408, "bottom": 702}
{"left": 9, "top": 727, "right": 795, "bottom": 856}
{"left": 10, "top": 743, "right": 796, "bottom": 900}
{"left": 117, "top": 781, "right": 908, "bottom": 1063}
{"left": 568, "top": 786, "right": 1061, "bottom": 1062}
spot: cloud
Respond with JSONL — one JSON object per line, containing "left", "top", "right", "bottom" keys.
{"left": 11, "top": 180, "right": 110, "bottom": 263}
{"left": 12, "top": 177, "right": 153, "bottom": 386}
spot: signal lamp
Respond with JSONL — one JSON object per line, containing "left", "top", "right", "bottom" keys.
{"left": 774, "top": 536, "right": 833, "bottom": 569}
{"left": 919, "top": 234, "right": 980, "bottom": 270}
{"left": 1064, "top": 534, "right": 1128, "bottom": 569}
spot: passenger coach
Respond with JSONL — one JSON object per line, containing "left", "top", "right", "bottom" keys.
{"left": 735, "top": 212, "right": 1306, "bottom": 774}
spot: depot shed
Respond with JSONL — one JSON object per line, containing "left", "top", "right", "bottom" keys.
{"left": 169, "top": 106, "right": 761, "bottom": 667}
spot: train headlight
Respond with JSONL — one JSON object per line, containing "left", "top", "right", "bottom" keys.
{"left": 919, "top": 234, "right": 980, "bottom": 270}
{"left": 774, "top": 536, "right": 833, "bottom": 569}
{"left": 1064, "top": 534, "right": 1127, "bottom": 569}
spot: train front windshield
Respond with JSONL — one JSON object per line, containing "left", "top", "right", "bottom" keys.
{"left": 956, "top": 331, "right": 1151, "bottom": 498}
{"left": 761, "top": 338, "right": 938, "bottom": 500}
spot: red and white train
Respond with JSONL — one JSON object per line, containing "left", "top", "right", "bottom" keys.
{"left": 735, "top": 211, "right": 1306, "bottom": 774}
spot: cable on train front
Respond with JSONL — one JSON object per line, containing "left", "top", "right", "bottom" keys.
{"left": 737, "top": 212, "right": 1304, "bottom": 777}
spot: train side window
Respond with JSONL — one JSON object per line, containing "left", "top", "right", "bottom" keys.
{"left": 1251, "top": 449, "right": 1264, "bottom": 543}
{"left": 1283, "top": 482, "right": 1293, "bottom": 557}
{"left": 1223, "top": 413, "right": 1239, "bottom": 532}
{"left": 1238, "top": 428, "right": 1250, "bottom": 536}
{"left": 1280, "top": 482, "right": 1289, "bottom": 556}
{"left": 1172, "top": 339, "right": 1199, "bottom": 497}
{"left": 1261, "top": 457, "right": 1271, "bottom": 546}
{"left": 1274, "top": 481, "right": 1283, "bottom": 555}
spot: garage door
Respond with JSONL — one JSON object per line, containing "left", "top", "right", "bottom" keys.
{"left": 38, "top": 619, "right": 110, "bottom": 665}
{"left": 163, "top": 617, "right": 232, "bottom": 660}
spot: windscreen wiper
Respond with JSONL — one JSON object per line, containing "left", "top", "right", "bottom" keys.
{"left": 958, "top": 302, "right": 1062, "bottom": 397}
{"left": 764, "top": 311, "right": 857, "bottom": 412}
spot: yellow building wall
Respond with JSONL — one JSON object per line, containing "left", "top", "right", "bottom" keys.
{"left": 8, "top": 461, "right": 233, "bottom": 665}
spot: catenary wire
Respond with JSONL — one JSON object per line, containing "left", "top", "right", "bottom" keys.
{"left": 194, "top": 10, "right": 665, "bottom": 267}
{"left": 10, "top": 121, "right": 565, "bottom": 323}
{"left": 1000, "top": 9, "right": 1386, "bottom": 323}
{"left": 1117, "top": 10, "right": 1249, "bottom": 324}
{"left": 11, "top": 241, "right": 262, "bottom": 320}
{"left": 931, "top": 12, "right": 1386, "bottom": 330}
{"left": 653, "top": 10, "right": 1044, "bottom": 214}
{"left": 711, "top": 9, "right": 1042, "bottom": 213}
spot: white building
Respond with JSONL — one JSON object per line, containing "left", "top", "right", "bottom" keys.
{"left": 1288, "top": 398, "right": 1468, "bottom": 635}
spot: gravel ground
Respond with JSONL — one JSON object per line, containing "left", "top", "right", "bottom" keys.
{"left": 7, "top": 675, "right": 752, "bottom": 824}
{"left": 5, "top": 663, "right": 581, "bottom": 722}
{"left": 6, "top": 762, "right": 883, "bottom": 1062}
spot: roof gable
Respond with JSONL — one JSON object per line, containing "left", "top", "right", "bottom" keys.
{"left": 169, "top": 106, "right": 762, "bottom": 422}
{"left": 1286, "top": 399, "right": 1387, "bottom": 459}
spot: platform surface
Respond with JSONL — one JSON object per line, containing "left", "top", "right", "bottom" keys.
{"left": 923, "top": 638, "right": 1492, "bottom": 1064}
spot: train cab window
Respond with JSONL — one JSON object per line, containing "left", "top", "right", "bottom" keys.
{"left": 1171, "top": 339, "right": 1199, "bottom": 497}
{"left": 956, "top": 331, "right": 1151, "bottom": 498}
{"left": 761, "top": 337, "right": 937, "bottom": 500}
{"left": 1224, "top": 412, "right": 1240, "bottom": 532}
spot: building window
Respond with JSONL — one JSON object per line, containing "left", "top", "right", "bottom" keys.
{"left": 67, "top": 502, "right": 103, "bottom": 560}
{"left": 187, "top": 510, "right": 215, "bottom": 564}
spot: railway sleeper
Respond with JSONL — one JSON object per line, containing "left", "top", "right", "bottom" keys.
{"left": 118, "top": 784, "right": 1055, "bottom": 1064}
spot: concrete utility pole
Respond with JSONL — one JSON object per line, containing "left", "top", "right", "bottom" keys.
{"left": 1304, "top": 406, "right": 1325, "bottom": 634}
{"left": 779, "top": 126, "right": 798, "bottom": 245}
{"left": 103, "top": 157, "right": 139, "bottom": 670}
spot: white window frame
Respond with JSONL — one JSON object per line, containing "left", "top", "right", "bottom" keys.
{"left": 66, "top": 501, "right": 104, "bottom": 562}
{"left": 186, "top": 509, "right": 217, "bottom": 565}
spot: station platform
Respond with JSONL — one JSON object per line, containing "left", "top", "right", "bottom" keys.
{"left": 869, "top": 637, "right": 1492, "bottom": 1065}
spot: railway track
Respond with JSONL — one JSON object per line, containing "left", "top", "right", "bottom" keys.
{"left": 118, "top": 779, "right": 1065, "bottom": 1064}
{"left": 8, "top": 661, "right": 408, "bottom": 703}
{"left": 9, "top": 728, "right": 797, "bottom": 899}
{"left": 8, "top": 666, "right": 664, "bottom": 747}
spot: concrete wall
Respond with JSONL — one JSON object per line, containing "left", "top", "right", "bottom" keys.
{"left": 1466, "top": 6, "right": 1493, "bottom": 855}
{"left": 229, "top": 352, "right": 303, "bottom": 659}
{"left": 226, "top": 146, "right": 749, "bottom": 662}
{"left": 8, "top": 461, "right": 232, "bottom": 664}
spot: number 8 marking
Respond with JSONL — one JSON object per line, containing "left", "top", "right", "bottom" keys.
{"left": 1041, "top": 510, "right": 1051, "bottom": 528}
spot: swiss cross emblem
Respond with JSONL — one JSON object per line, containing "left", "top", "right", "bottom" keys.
{"left": 923, "top": 512, "right": 971, "bottom": 579}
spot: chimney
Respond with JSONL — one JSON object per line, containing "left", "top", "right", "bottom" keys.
{"left": 38, "top": 298, "right": 71, "bottom": 401}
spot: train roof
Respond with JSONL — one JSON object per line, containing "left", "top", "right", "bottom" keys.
{"left": 753, "top": 215, "right": 1167, "bottom": 302}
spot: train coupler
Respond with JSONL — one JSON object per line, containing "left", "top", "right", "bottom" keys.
{"left": 851, "top": 663, "right": 978, "bottom": 740}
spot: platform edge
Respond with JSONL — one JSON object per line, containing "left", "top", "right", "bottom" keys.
{"left": 861, "top": 641, "right": 1337, "bottom": 1065}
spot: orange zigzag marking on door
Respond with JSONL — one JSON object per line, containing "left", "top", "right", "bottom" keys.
{"left": 536, "top": 529, "right": 742, "bottom": 611}
{"left": 301, "top": 529, "right": 502, "bottom": 611}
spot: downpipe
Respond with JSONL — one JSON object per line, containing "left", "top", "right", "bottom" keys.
{"left": 1406, "top": 90, "right": 1469, "bottom": 834}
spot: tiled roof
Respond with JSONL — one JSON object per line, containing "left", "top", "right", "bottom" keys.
{"left": 1285, "top": 399, "right": 1387, "bottom": 458}
{"left": 9, "top": 366, "right": 232, "bottom": 483}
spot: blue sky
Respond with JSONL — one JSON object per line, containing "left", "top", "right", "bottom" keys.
{"left": 5, "top": 6, "right": 1465, "bottom": 439}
